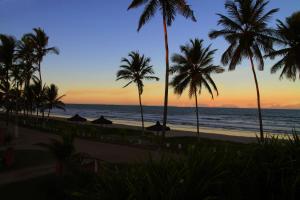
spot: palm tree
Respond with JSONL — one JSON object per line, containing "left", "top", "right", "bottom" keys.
{"left": 116, "top": 51, "right": 159, "bottom": 133}
{"left": 209, "top": 0, "right": 278, "bottom": 140}
{"left": 170, "top": 39, "right": 224, "bottom": 135}
{"left": 45, "top": 84, "right": 65, "bottom": 118}
{"left": 266, "top": 11, "right": 300, "bottom": 81}
{"left": 128, "top": 0, "right": 196, "bottom": 138}
{"left": 31, "top": 79, "right": 46, "bottom": 118}
{"left": 17, "top": 35, "right": 38, "bottom": 90}
{"left": 37, "top": 134, "right": 75, "bottom": 175}
{"left": 26, "top": 28, "right": 59, "bottom": 85}
{"left": 0, "top": 34, "right": 17, "bottom": 125}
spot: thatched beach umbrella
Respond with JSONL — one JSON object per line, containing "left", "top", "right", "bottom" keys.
{"left": 68, "top": 114, "right": 87, "bottom": 122}
{"left": 92, "top": 116, "right": 112, "bottom": 125}
{"left": 146, "top": 121, "right": 170, "bottom": 133}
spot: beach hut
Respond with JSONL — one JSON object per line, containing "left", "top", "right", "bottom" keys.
{"left": 146, "top": 121, "right": 170, "bottom": 134}
{"left": 68, "top": 114, "right": 87, "bottom": 122}
{"left": 92, "top": 116, "right": 112, "bottom": 125}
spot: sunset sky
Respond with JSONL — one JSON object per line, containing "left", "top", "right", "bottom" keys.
{"left": 1, "top": 0, "right": 299, "bottom": 108}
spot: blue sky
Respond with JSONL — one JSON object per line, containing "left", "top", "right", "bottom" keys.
{"left": 1, "top": 0, "right": 300, "bottom": 108}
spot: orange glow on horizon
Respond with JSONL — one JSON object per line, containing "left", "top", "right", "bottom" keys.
{"left": 62, "top": 82, "right": 300, "bottom": 109}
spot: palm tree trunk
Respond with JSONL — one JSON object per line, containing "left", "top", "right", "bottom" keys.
{"left": 162, "top": 14, "right": 170, "bottom": 139}
{"left": 38, "top": 60, "right": 42, "bottom": 85}
{"left": 138, "top": 89, "right": 145, "bottom": 134}
{"left": 48, "top": 108, "right": 50, "bottom": 119}
{"left": 6, "top": 109, "right": 9, "bottom": 126}
{"left": 194, "top": 91, "right": 200, "bottom": 135}
{"left": 249, "top": 56, "right": 264, "bottom": 141}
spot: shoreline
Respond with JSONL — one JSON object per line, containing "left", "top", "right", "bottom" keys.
{"left": 47, "top": 114, "right": 257, "bottom": 143}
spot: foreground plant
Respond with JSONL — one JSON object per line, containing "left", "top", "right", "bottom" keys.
{"left": 37, "top": 133, "right": 75, "bottom": 175}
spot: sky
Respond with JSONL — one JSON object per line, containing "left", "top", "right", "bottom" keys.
{"left": 0, "top": 0, "right": 300, "bottom": 109}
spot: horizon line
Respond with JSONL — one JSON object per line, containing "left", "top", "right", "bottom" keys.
{"left": 63, "top": 102, "right": 300, "bottom": 110}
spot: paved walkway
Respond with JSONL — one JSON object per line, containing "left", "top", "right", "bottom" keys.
{"left": 12, "top": 125, "right": 160, "bottom": 163}
{"left": 0, "top": 124, "right": 163, "bottom": 185}
{"left": 0, "top": 164, "right": 55, "bottom": 186}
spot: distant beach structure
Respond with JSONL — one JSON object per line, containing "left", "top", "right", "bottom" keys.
{"left": 51, "top": 104, "right": 300, "bottom": 136}
{"left": 68, "top": 114, "right": 87, "bottom": 122}
{"left": 92, "top": 116, "right": 112, "bottom": 125}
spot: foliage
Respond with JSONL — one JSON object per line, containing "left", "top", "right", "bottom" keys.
{"left": 266, "top": 11, "right": 300, "bottom": 81}
{"left": 65, "top": 133, "right": 300, "bottom": 200}
{"left": 0, "top": 28, "right": 64, "bottom": 122}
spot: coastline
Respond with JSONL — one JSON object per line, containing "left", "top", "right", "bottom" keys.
{"left": 47, "top": 114, "right": 257, "bottom": 143}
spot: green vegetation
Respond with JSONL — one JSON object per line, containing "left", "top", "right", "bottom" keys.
{"left": 9, "top": 133, "right": 296, "bottom": 200}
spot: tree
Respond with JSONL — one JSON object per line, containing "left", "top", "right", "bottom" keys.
{"left": 26, "top": 28, "right": 59, "bottom": 85}
{"left": 0, "top": 34, "right": 17, "bottom": 125}
{"left": 38, "top": 134, "right": 76, "bottom": 175}
{"left": 266, "top": 11, "right": 300, "bottom": 81}
{"left": 116, "top": 51, "right": 159, "bottom": 133}
{"left": 209, "top": 0, "right": 278, "bottom": 140}
{"left": 31, "top": 79, "right": 46, "bottom": 118}
{"left": 170, "top": 39, "right": 224, "bottom": 135}
{"left": 17, "top": 35, "right": 38, "bottom": 90}
{"left": 128, "top": 0, "right": 196, "bottom": 138}
{"left": 45, "top": 84, "right": 65, "bottom": 118}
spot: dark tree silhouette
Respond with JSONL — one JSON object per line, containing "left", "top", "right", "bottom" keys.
{"left": 128, "top": 0, "right": 196, "bottom": 138}
{"left": 209, "top": 0, "right": 278, "bottom": 140}
{"left": 170, "top": 39, "right": 224, "bottom": 135}
{"left": 116, "top": 51, "right": 159, "bottom": 133}
{"left": 266, "top": 11, "right": 300, "bottom": 81}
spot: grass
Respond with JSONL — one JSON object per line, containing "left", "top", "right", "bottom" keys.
{"left": 65, "top": 135, "right": 300, "bottom": 200}
{"left": 1, "top": 114, "right": 248, "bottom": 152}
{"left": 0, "top": 149, "right": 54, "bottom": 172}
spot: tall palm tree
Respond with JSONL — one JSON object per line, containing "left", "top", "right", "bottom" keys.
{"left": 17, "top": 35, "right": 37, "bottom": 90}
{"left": 0, "top": 34, "right": 17, "bottom": 125}
{"left": 116, "top": 51, "right": 159, "bottom": 133}
{"left": 0, "top": 34, "right": 17, "bottom": 86}
{"left": 45, "top": 84, "right": 65, "bottom": 118}
{"left": 209, "top": 0, "right": 278, "bottom": 140}
{"left": 266, "top": 11, "right": 300, "bottom": 81}
{"left": 31, "top": 79, "right": 46, "bottom": 118}
{"left": 170, "top": 39, "right": 224, "bottom": 135}
{"left": 128, "top": 0, "right": 196, "bottom": 137}
{"left": 26, "top": 28, "right": 59, "bottom": 85}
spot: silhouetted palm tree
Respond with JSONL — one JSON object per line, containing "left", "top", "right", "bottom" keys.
{"left": 266, "top": 11, "right": 300, "bottom": 81}
{"left": 45, "top": 84, "right": 65, "bottom": 118}
{"left": 17, "top": 35, "right": 37, "bottom": 90}
{"left": 209, "top": 0, "right": 278, "bottom": 140}
{"left": 128, "top": 0, "right": 196, "bottom": 137}
{"left": 38, "top": 134, "right": 75, "bottom": 175}
{"left": 0, "top": 34, "right": 17, "bottom": 124}
{"left": 170, "top": 39, "right": 224, "bottom": 135}
{"left": 26, "top": 28, "right": 59, "bottom": 85}
{"left": 116, "top": 51, "right": 159, "bottom": 133}
{"left": 31, "top": 79, "right": 46, "bottom": 117}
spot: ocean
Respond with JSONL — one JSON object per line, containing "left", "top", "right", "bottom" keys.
{"left": 51, "top": 104, "right": 300, "bottom": 138}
